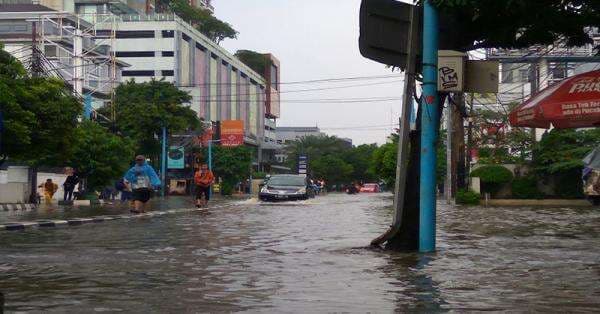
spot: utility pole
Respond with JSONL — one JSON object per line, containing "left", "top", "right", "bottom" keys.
{"left": 369, "top": 3, "right": 419, "bottom": 247}
{"left": 466, "top": 93, "right": 474, "bottom": 183}
{"left": 419, "top": 0, "right": 440, "bottom": 253}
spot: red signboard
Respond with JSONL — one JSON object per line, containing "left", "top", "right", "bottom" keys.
{"left": 221, "top": 120, "right": 244, "bottom": 147}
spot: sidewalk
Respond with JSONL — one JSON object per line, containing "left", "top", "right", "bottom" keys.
{"left": 0, "top": 195, "right": 247, "bottom": 230}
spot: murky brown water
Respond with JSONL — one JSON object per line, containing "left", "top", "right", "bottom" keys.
{"left": 1, "top": 194, "right": 600, "bottom": 312}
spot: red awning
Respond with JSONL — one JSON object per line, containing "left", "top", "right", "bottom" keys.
{"left": 509, "top": 69, "right": 600, "bottom": 129}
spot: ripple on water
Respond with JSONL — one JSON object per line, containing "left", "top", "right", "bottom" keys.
{"left": 0, "top": 194, "right": 599, "bottom": 312}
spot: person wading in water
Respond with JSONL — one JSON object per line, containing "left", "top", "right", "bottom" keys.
{"left": 124, "top": 155, "right": 161, "bottom": 213}
{"left": 194, "top": 164, "right": 214, "bottom": 208}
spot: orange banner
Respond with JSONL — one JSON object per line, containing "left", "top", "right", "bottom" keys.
{"left": 220, "top": 120, "right": 244, "bottom": 147}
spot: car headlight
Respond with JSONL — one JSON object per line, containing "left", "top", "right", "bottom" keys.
{"left": 261, "top": 186, "right": 268, "bottom": 193}
{"left": 297, "top": 187, "right": 306, "bottom": 194}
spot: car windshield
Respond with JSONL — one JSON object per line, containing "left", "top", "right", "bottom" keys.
{"left": 267, "top": 176, "right": 306, "bottom": 186}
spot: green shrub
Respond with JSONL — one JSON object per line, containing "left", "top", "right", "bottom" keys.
{"left": 220, "top": 181, "right": 234, "bottom": 196}
{"left": 252, "top": 171, "right": 267, "bottom": 179}
{"left": 511, "top": 176, "right": 541, "bottom": 199}
{"left": 471, "top": 165, "right": 514, "bottom": 195}
{"left": 555, "top": 169, "right": 584, "bottom": 199}
{"left": 470, "top": 165, "right": 513, "bottom": 184}
{"left": 456, "top": 189, "right": 480, "bottom": 205}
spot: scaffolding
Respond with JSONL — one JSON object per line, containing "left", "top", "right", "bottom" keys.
{"left": 27, "top": 13, "right": 121, "bottom": 121}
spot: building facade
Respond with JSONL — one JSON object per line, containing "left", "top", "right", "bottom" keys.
{"left": 275, "top": 127, "right": 325, "bottom": 145}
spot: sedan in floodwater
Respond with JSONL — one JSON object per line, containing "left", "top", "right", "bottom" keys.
{"left": 360, "top": 183, "right": 381, "bottom": 193}
{"left": 259, "top": 175, "right": 314, "bottom": 201}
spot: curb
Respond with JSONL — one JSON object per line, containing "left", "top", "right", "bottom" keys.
{"left": 0, "top": 203, "right": 37, "bottom": 211}
{"left": 0, "top": 203, "right": 229, "bottom": 232}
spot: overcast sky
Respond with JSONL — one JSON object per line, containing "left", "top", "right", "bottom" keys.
{"left": 216, "top": 0, "right": 404, "bottom": 145}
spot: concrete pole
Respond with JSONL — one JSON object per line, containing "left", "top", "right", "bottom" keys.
{"left": 73, "top": 29, "right": 83, "bottom": 97}
{"left": 419, "top": 0, "right": 440, "bottom": 253}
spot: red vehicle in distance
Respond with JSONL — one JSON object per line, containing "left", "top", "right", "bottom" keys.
{"left": 360, "top": 183, "right": 380, "bottom": 193}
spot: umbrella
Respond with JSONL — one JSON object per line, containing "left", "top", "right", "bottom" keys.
{"left": 583, "top": 146, "right": 600, "bottom": 170}
{"left": 509, "top": 69, "right": 600, "bottom": 129}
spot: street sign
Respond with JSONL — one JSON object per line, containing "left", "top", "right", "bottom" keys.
{"left": 220, "top": 120, "right": 244, "bottom": 147}
{"left": 298, "top": 155, "right": 308, "bottom": 175}
{"left": 167, "top": 146, "right": 185, "bottom": 169}
{"left": 359, "top": 0, "right": 416, "bottom": 69}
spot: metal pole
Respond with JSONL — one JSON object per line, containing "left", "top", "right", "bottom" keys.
{"left": 208, "top": 140, "right": 212, "bottom": 199}
{"left": 161, "top": 126, "right": 167, "bottom": 197}
{"left": 84, "top": 93, "right": 92, "bottom": 120}
{"left": 445, "top": 100, "right": 452, "bottom": 203}
{"left": 419, "top": 0, "right": 440, "bottom": 253}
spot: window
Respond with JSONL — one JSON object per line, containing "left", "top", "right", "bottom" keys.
{"left": 115, "top": 51, "right": 155, "bottom": 57}
{"left": 182, "top": 33, "right": 191, "bottom": 41}
{"left": 115, "top": 30, "right": 155, "bottom": 38}
{"left": 122, "top": 70, "right": 155, "bottom": 77}
{"left": 270, "top": 64, "right": 278, "bottom": 90}
{"left": 501, "top": 70, "right": 514, "bottom": 83}
{"left": 161, "top": 70, "right": 174, "bottom": 76}
{"left": 161, "top": 51, "right": 174, "bottom": 57}
{"left": 518, "top": 69, "right": 529, "bottom": 82}
{"left": 96, "top": 30, "right": 155, "bottom": 38}
{"left": 195, "top": 42, "right": 206, "bottom": 51}
{"left": 162, "top": 30, "right": 174, "bottom": 38}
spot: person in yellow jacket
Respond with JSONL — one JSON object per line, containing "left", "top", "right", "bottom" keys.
{"left": 38, "top": 178, "right": 58, "bottom": 204}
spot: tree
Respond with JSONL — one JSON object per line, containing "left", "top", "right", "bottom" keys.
{"left": 157, "top": 0, "right": 238, "bottom": 43}
{"left": 343, "top": 144, "right": 378, "bottom": 182}
{"left": 100, "top": 79, "right": 201, "bottom": 163}
{"left": 311, "top": 155, "right": 354, "bottom": 186}
{"left": 0, "top": 45, "right": 81, "bottom": 167}
{"left": 234, "top": 50, "right": 267, "bottom": 76}
{"left": 284, "top": 135, "right": 352, "bottom": 173}
{"left": 369, "top": 141, "right": 397, "bottom": 186}
{"left": 431, "top": 0, "right": 600, "bottom": 51}
{"left": 209, "top": 145, "right": 252, "bottom": 195}
{"left": 69, "top": 121, "right": 135, "bottom": 192}
{"left": 532, "top": 128, "right": 600, "bottom": 198}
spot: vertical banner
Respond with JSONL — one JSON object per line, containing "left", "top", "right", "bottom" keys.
{"left": 167, "top": 146, "right": 185, "bottom": 169}
{"left": 220, "top": 120, "right": 244, "bottom": 147}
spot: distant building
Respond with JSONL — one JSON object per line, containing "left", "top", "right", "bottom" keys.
{"left": 0, "top": 0, "right": 281, "bottom": 170}
{"left": 275, "top": 126, "right": 325, "bottom": 144}
{"left": 340, "top": 137, "right": 353, "bottom": 148}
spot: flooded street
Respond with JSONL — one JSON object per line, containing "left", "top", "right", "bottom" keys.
{"left": 1, "top": 193, "right": 600, "bottom": 312}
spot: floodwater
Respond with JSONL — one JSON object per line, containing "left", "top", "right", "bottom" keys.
{"left": 1, "top": 193, "right": 600, "bottom": 312}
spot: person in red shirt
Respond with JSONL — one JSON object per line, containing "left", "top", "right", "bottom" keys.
{"left": 194, "top": 164, "right": 215, "bottom": 208}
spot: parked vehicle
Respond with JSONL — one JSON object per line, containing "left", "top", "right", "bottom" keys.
{"left": 259, "top": 175, "right": 315, "bottom": 201}
{"left": 360, "top": 183, "right": 380, "bottom": 193}
{"left": 346, "top": 184, "right": 360, "bottom": 194}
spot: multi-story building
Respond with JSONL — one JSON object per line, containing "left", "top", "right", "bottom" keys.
{"left": 1, "top": 0, "right": 282, "bottom": 170}
{"left": 95, "top": 15, "right": 280, "bottom": 167}
{"left": 275, "top": 126, "right": 325, "bottom": 145}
